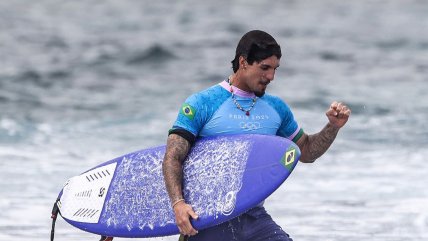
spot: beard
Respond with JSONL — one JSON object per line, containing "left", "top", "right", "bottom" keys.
{"left": 254, "top": 90, "right": 265, "bottom": 97}
{"left": 254, "top": 81, "right": 269, "bottom": 97}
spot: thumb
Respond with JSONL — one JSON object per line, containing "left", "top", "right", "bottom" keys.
{"left": 326, "top": 107, "right": 338, "bottom": 117}
{"left": 188, "top": 209, "right": 199, "bottom": 220}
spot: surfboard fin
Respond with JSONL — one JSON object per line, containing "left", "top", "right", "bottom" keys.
{"left": 178, "top": 235, "right": 189, "bottom": 241}
{"left": 100, "top": 236, "right": 113, "bottom": 241}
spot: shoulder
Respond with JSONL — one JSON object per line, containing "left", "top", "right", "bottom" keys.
{"left": 260, "top": 93, "right": 295, "bottom": 121}
{"left": 186, "top": 84, "right": 229, "bottom": 106}
{"left": 261, "top": 93, "right": 289, "bottom": 110}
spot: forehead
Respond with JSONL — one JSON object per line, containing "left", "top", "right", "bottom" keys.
{"left": 259, "top": 55, "right": 280, "bottom": 67}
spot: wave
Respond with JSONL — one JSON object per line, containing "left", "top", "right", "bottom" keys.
{"left": 319, "top": 51, "right": 354, "bottom": 62}
{"left": 126, "top": 44, "right": 177, "bottom": 65}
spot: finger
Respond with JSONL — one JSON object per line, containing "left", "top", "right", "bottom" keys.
{"left": 330, "top": 101, "right": 339, "bottom": 110}
{"left": 328, "top": 101, "right": 342, "bottom": 116}
{"left": 182, "top": 220, "right": 198, "bottom": 236}
{"left": 178, "top": 219, "right": 190, "bottom": 235}
{"left": 326, "top": 107, "right": 338, "bottom": 117}
{"left": 332, "top": 102, "right": 351, "bottom": 117}
{"left": 336, "top": 106, "right": 345, "bottom": 117}
{"left": 337, "top": 104, "right": 350, "bottom": 115}
{"left": 345, "top": 109, "right": 351, "bottom": 115}
{"left": 188, "top": 209, "right": 199, "bottom": 220}
{"left": 176, "top": 215, "right": 190, "bottom": 235}
{"left": 175, "top": 203, "right": 198, "bottom": 236}
{"left": 177, "top": 213, "right": 197, "bottom": 235}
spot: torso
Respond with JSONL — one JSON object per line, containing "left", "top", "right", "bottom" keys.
{"left": 172, "top": 81, "right": 302, "bottom": 142}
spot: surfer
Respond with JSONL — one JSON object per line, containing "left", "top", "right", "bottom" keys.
{"left": 162, "top": 30, "right": 351, "bottom": 240}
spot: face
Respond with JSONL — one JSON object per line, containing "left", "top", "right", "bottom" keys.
{"left": 241, "top": 55, "right": 280, "bottom": 97}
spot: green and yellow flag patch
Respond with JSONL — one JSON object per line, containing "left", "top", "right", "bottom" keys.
{"left": 181, "top": 103, "right": 196, "bottom": 120}
{"left": 280, "top": 146, "right": 297, "bottom": 171}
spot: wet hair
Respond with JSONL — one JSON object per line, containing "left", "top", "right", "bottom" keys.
{"left": 231, "top": 30, "right": 282, "bottom": 73}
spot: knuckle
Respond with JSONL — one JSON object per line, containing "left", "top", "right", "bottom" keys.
{"left": 176, "top": 219, "right": 185, "bottom": 226}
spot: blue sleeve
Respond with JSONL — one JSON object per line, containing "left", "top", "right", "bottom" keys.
{"left": 170, "top": 85, "right": 231, "bottom": 138}
{"left": 171, "top": 93, "right": 207, "bottom": 137}
{"left": 265, "top": 95, "right": 303, "bottom": 142}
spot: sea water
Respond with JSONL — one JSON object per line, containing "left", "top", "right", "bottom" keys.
{"left": 0, "top": 0, "right": 427, "bottom": 240}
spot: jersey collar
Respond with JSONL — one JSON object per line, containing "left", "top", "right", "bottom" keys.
{"left": 219, "top": 80, "right": 256, "bottom": 98}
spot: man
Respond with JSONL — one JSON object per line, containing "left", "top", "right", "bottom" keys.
{"left": 162, "top": 30, "right": 351, "bottom": 241}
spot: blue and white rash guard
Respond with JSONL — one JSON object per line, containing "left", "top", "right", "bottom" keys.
{"left": 170, "top": 80, "right": 303, "bottom": 143}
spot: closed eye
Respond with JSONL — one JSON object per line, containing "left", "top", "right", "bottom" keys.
{"left": 260, "top": 65, "right": 280, "bottom": 71}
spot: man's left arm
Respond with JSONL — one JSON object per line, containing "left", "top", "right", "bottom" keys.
{"left": 296, "top": 101, "right": 351, "bottom": 163}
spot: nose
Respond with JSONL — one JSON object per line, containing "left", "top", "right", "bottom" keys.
{"left": 265, "top": 70, "right": 275, "bottom": 81}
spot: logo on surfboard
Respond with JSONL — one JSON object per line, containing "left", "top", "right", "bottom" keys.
{"left": 222, "top": 191, "right": 237, "bottom": 216}
{"left": 280, "top": 147, "right": 297, "bottom": 171}
{"left": 98, "top": 187, "right": 106, "bottom": 197}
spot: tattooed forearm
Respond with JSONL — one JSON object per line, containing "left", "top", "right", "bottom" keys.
{"left": 298, "top": 123, "right": 339, "bottom": 163}
{"left": 162, "top": 134, "right": 191, "bottom": 204}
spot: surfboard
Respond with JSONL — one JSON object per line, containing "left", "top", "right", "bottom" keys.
{"left": 56, "top": 134, "right": 300, "bottom": 238}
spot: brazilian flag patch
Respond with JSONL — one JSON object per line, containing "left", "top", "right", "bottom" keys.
{"left": 280, "top": 146, "right": 297, "bottom": 171}
{"left": 181, "top": 103, "right": 196, "bottom": 120}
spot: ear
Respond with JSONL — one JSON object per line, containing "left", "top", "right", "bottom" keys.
{"left": 239, "top": 56, "right": 247, "bottom": 69}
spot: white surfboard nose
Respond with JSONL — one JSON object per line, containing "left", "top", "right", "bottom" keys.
{"left": 59, "top": 162, "right": 117, "bottom": 223}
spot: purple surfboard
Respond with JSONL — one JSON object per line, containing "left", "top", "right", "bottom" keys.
{"left": 56, "top": 134, "right": 300, "bottom": 238}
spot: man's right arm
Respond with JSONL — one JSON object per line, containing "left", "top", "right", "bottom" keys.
{"left": 162, "top": 133, "right": 199, "bottom": 236}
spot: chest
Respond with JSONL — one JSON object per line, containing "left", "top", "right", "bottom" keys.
{"left": 199, "top": 98, "right": 282, "bottom": 137}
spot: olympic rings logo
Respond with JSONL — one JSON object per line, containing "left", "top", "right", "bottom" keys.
{"left": 239, "top": 122, "right": 261, "bottom": 130}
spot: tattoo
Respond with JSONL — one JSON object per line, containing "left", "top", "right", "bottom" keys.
{"left": 162, "top": 134, "right": 191, "bottom": 204}
{"left": 298, "top": 123, "right": 339, "bottom": 162}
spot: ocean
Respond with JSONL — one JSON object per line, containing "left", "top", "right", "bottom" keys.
{"left": 0, "top": 0, "right": 427, "bottom": 240}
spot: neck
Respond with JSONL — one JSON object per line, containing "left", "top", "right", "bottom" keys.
{"left": 227, "top": 75, "right": 258, "bottom": 116}
{"left": 225, "top": 77, "right": 255, "bottom": 98}
{"left": 229, "top": 73, "right": 251, "bottom": 93}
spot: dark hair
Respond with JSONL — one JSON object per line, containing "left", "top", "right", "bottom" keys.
{"left": 231, "top": 30, "right": 282, "bottom": 73}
